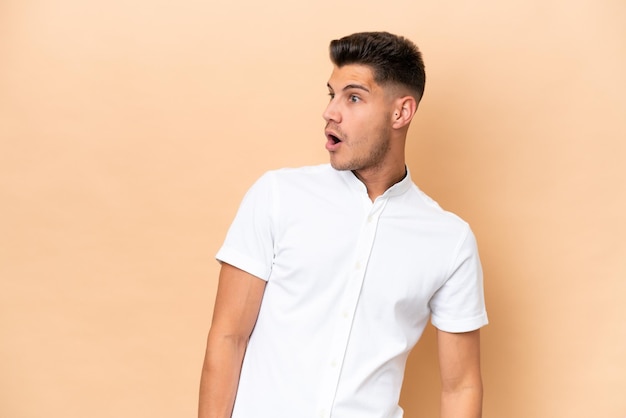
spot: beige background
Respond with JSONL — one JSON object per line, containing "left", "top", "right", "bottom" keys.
{"left": 1, "top": 0, "right": 625, "bottom": 417}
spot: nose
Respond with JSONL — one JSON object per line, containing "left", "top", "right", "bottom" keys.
{"left": 322, "top": 99, "right": 341, "bottom": 123}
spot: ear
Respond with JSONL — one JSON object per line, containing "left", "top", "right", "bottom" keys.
{"left": 391, "top": 96, "right": 418, "bottom": 130}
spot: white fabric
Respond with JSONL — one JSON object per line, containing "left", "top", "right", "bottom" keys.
{"left": 216, "top": 164, "right": 488, "bottom": 418}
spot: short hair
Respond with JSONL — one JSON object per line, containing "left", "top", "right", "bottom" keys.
{"left": 329, "top": 32, "right": 426, "bottom": 101}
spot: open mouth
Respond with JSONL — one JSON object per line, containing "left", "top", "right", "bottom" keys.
{"left": 324, "top": 129, "right": 343, "bottom": 151}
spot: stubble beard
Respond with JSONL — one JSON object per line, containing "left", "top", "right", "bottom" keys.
{"left": 329, "top": 127, "right": 392, "bottom": 172}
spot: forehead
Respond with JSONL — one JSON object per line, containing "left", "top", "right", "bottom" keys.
{"left": 327, "top": 64, "right": 378, "bottom": 91}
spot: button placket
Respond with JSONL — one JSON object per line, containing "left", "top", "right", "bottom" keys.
{"left": 314, "top": 198, "right": 388, "bottom": 416}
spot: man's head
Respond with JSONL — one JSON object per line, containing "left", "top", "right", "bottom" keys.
{"left": 323, "top": 32, "right": 425, "bottom": 178}
{"left": 329, "top": 31, "right": 426, "bottom": 103}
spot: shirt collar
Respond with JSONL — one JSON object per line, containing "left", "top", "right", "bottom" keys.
{"left": 383, "top": 166, "right": 412, "bottom": 198}
{"left": 335, "top": 165, "right": 413, "bottom": 198}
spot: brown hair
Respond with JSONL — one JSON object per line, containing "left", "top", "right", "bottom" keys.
{"left": 329, "top": 31, "right": 426, "bottom": 100}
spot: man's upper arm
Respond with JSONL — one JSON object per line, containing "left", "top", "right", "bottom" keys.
{"left": 210, "top": 263, "right": 267, "bottom": 340}
{"left": 437, "top": 328, "right": 482, "bottom": 392}
{"left": 430, "top": 227, "right": 488, "bottom": 333}
{"left": 199, "top": 264, "right": 266, "bottom": 418}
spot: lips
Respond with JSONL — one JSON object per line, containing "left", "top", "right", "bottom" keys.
{"left": 325, "top": 130, "right": 342, "bottom": 151}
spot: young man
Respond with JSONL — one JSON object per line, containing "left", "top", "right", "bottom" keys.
{"left": 199, "top": 32, "right": 488, "bottom": 418}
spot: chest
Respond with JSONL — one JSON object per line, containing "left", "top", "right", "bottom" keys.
{"left": 268, "top": 195, "right": 451, "bottom": 316}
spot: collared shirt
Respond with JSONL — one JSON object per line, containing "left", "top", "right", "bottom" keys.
{"left": 216, "top": 164, "right": 488, "bottom": 418}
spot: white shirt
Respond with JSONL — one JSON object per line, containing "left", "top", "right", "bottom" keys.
{"left": 216, "top": 164, "right": 488, "bottom": 418}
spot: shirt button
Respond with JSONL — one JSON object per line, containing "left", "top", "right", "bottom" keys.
{"left": 330, "top": 360, "right": 337, "bottom": 368}
{"left": 342, "top": 310, "right": 349, "bottom": 319}
{"left": 355, "top": 261, "right": 361, "bottom": 270}
{"left": 367, "top": 215, "right": 373, "bottom": 223}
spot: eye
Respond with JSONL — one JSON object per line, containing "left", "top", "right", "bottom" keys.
{"left": 328, "top": 92, "right": 335, "bottom": 100}
{"left": 349, "top": 94, "right": 360, "bottom": 103}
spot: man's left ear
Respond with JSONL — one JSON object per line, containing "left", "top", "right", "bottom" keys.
{"left": 392, "top": 96, "right": 418, "bottom": 129}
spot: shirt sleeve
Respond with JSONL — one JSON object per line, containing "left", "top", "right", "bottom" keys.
{"left": 215, "top": 171, "right": 277, "bottom": 281}
{"left": 429, "top": 226, "right": 488, "bottom": 333}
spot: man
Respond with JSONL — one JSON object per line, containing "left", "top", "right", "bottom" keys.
{"left": 199, "top": 32, "right": 488, "bottom": 418}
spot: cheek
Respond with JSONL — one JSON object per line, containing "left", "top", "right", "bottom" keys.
{"left": 349, "top": 112, "right": 378, "bottom": 137}
{"left": 345, "top": 108, "right": 389, "bottom": 144}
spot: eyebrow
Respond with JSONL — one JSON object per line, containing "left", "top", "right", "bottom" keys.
{"left": 327, "top": 83, "right": 371, "bottom": 93}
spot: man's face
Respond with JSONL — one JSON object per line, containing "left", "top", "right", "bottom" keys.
{"left": 323, "top": 64, "right": 395, "bottom": 172}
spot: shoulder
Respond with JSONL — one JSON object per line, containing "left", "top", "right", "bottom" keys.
{"left": 391, "top": 183, "right": 477, "bottom": 264}
{"left": 260, "top": 163, "right": 343, "bottom": 192}
{"left": 265, "top": 163, "right": 336, "bottom": 180}
{"left": 403, "top": 182, "right": 472, "bottom": 235}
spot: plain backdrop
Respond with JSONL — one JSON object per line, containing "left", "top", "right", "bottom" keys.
{"left": 1, "top": 1, "right": 625, "bottom": 417}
